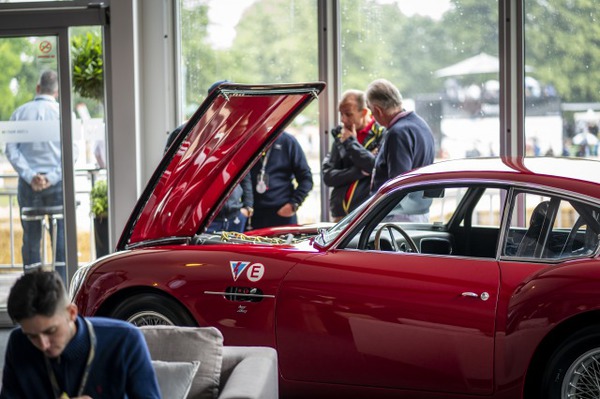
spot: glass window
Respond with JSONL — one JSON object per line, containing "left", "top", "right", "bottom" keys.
{"left": 340, "top": 184, "right": 506, "bottom": 258}
{"left": 503, "top": 192, "right": 600, "bottom": 260}
{"left": 525, "top": 1, "right": 599, "bottom": 158}
{"left": 178, "top": 0, "right": 320, "bottom": 224}
{"left": 340, "top": 0, "right": 499, "bottom": 160}
{"left": 0, "top": 36, "right": 67, "bottom": 277}
{"left": 0, "top": 28, "right": 108, "bottom": 274}
{"left": 70, "top": 26, "right": 109, "bottom": 263}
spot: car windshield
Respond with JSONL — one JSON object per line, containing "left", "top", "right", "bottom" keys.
{"left": 316, "top": 200, "right": 371, "bottom": 246}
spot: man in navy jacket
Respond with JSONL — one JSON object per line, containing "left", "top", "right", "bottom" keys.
{"left": 249, "top": 132, "right": 313, "bottom": 229}
{"left": 367, "top": 78, "right": 435, "bottom": 193}
{"left": 0, "top": 271, "right": 160, "bottom": 398}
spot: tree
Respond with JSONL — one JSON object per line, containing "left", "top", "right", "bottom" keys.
{"left": 0, "top": 38, "right": 38, "bottom": 121}
{"left": 227, "top": 0, "right": 318, "bottom": 84}
{"left": 179, "top": 2, "right": 215, "bottom": 116}
{"left": 443, "top": 0, "right": 498, "bottom": 58}
{"left": 525, "top": 0, "right": 600, "bottom": 102}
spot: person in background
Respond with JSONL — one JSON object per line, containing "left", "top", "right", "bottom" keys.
{"left": 366, "top": 78, "right": 435, "bottom": 222}
{"left": 5, "top": 70, "right": 67, "bottom": 281}
{"left": 248, "top": 131, "right": 313, "bottom": 229}
{"left": 322, "top": 89, "right": 385, "bottom": 221}
{"left": 0, "top": 270, "right": 160, "bottom": 398}
{"left": 206, "top": 174, "right": 253, "bottom": 233}
{"left": 367, "top": 78, "right": 435, "bottom": 193}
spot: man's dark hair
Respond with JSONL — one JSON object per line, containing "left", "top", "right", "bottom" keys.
{"left": 7, "top": 271, "right": 68, "bottom": 322}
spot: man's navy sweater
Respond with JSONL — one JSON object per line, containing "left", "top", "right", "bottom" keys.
{"left": 0, "top": 316, "right": 160, "bottom": 398}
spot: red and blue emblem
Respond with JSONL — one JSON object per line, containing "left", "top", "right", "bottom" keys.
{"left": 230, "top": 261, "right": 250, "bottom": 281}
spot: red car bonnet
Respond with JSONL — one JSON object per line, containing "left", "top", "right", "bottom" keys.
{"left": 119, "top": 82, "right": 325, "bottom": 249}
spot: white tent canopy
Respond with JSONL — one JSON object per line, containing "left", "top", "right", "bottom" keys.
{"left": 434, "top": 52, "right": 534, "bottom": 78}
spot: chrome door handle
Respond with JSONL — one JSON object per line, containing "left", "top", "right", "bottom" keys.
{"left": 462, "top": 291, "right": 490, "bottom": 301}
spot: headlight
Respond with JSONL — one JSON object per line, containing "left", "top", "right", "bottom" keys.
{"left": 69, "top": 264, "right": 92, "bottom": 300}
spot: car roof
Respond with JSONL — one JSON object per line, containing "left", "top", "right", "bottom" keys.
{"left": 382, "top": 157, "right": 600, "bottom": 197}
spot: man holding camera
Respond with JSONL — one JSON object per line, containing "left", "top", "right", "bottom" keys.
{"left": 322, "top": 89, "right": 385, "bottom": 221}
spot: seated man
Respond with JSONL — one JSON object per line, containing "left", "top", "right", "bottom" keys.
{"left": 0, "top": 271, "right": 160, "bottom": 398}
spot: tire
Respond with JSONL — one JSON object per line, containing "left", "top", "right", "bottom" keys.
{"left": 110, "top": 293, "right": 197, "bottom": 327}
{"left": 540, "top": 325, "right": 600, "bottom": 399}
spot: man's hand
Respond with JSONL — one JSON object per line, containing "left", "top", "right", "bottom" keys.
{"left": 339, "top": 124, "right": 357, "bottom": 142}
{"left": 277, "top": 203, "right": 296, "bottom": 217}
{"left": 31, "top": 174, "right": 50, "bottom": 191}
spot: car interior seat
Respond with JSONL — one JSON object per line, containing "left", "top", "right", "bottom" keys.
{"left": 516, "top": 200, "right": 551, "bottom": 258}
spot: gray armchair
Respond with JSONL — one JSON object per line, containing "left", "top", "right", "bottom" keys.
{"left": 140, "top": 325, "right": 278, "bottom": 399}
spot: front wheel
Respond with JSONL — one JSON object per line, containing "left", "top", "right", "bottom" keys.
{"left": 110, "top": 293, "right": 197, "bottom": 327}
{"left": 540, "top": 325, "right": 600, "bottom": 399}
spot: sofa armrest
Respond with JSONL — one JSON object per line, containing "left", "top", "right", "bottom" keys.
{"left": 218, "top": 346, "right": 278, "bottom": 399}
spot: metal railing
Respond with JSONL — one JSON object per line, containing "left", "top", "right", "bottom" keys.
{"left": 0, "top": 169, "right": 105, "bottom": 269}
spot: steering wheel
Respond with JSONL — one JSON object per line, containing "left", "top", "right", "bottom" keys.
{"left": 374, "top": 223, "right": 419, "bottom": 253}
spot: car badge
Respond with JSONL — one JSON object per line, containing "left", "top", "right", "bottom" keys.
{"left": 246, "top": 263, "right": 265, "bottom": 282}
{"left": 230, "top": 261, "right": 250, "bottom": 281}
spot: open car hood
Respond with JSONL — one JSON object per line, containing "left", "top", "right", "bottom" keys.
{"left": 119, "top": 82, "right": 325, "bottom": 249}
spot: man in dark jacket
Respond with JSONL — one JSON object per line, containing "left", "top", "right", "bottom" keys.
{"left": 323, "top": 90, "right": 385, "bottom": 221}
{"left": 367, "top": 78, "right": 435, "bottom": 192}
{"left": 367, "top": 78, "right": 435, "bottom": 222}
{"left": 249, "top": 132, "right": 313, "bottom": 229}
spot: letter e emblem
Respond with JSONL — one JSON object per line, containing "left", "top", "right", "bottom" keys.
{"left": 247, "top": 263, "right": 265, "bottom": 282}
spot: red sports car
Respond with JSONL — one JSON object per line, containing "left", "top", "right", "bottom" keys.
{"left": 72, "top": 83, "right": 600, "bottom": 399}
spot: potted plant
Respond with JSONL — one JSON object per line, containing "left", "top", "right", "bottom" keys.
{"left": 91, "top": 179, "right": 109, "bottom": 257}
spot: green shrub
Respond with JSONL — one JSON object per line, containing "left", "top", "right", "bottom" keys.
{"left": 91, "top": 180, "right": 108, "bottom": 217}
{"left": 72, "top": 32, "right": 103, "bottom": 100}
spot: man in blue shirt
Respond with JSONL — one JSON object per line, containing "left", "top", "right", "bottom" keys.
{"left": 5, "top": 70, "right": 66, "bottom": 279}
{"left": 0, "top": 271, "right": 160, "bottom": 398}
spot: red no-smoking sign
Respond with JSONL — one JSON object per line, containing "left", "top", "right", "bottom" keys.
{"left": 39, "top": 41, "right": 52, "bottom": 53}
{"left": 37, "top": 39, "right": 56, "bottom": 62}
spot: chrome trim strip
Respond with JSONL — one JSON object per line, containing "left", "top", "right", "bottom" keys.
{"left": 204, "top": 291, "right": 275, "bottom": 299}
{"left": 125, "top": 236, "right": 191, "bottom": 249}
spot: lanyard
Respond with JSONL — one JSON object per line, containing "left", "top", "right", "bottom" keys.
{"left": 259, "top": 148, "right": 272, "bottom": 175}
{"left": 45, "top": 318, "right": 96, "bottom": 398}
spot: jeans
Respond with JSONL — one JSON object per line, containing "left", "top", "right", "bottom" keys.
{"left": 17, "top": 178, "right": 65, "bottom": 270}
{"left": 206, "top": 211, "right": 247, "bottom": 233}
{"left": 248, "top": 207, "right": 297, "bottom": 230}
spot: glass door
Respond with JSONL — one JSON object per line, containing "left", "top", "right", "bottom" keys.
{"left": 0, "top": 5, "right": 108, "bottom": 287}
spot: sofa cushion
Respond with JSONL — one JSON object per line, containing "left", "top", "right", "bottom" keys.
{"left": 141, "top": 326, "right": 223, "bottom": 399}
{"left": 152, "top": 360, "right": 200, "bottom": 399}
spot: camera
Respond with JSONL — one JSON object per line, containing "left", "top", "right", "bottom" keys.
{"left": 330, "top": 125, "right": 342, "bottom": 139}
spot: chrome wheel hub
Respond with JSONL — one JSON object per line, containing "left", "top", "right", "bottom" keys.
{"left": 127, "top": 311, "right": 174, "bottom": 326}
{"left": 562, "top": 348, "right": 600, "bottom": 398}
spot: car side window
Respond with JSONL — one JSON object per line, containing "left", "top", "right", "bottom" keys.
{"left": 341, "top": 184, "right": 506, "bottom": 258}
{"left": 503, "top": 192, "right": 600, "bottom": 260}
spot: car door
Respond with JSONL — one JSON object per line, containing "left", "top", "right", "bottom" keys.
{"left": 276, "top": 184, "right": 502, "bottom": 395}
{"left": 276, "top": 250, "right": 498, "bottom": 395}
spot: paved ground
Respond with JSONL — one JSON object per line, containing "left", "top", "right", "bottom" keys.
{"left": 0, "top": 272, "right": 19, "bottom": 384}
{"left": 0, "top": 272, "right": 21, "bottom": 328}
{"left": 0, "top": 327, "right": 13, "bottom": 384}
